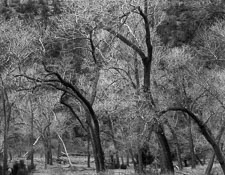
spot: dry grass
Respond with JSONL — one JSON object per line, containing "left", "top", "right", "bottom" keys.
{"left": 30, "top": 157, "right": 223, "bottom": 175}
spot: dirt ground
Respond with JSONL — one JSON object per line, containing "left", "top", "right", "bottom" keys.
{"left": 29, "top": 157, "right": 223, "bottom": 175}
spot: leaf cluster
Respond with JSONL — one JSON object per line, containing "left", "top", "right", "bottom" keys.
{"left": 156, "top": 2, "right": 225, "bottom": 47}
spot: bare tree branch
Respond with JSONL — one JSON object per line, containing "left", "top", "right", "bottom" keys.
{"left": 109, "top": 67, "right": 136, "bottom": 89}
{"left": 159, "top": 107, "right": 225, "bottom": 173}
{"left": 137, "top": 6, "right": 152, "bottom": 63}
{"left": 89, "top": 31, "right": 97, "bottom": 64}
{"left": 60, "top": 92, "right": 87, "bottom": 132}
{"left": 103, "top": 27, "right": 146, "bottom": 60}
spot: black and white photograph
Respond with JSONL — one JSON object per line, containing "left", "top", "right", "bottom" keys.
{"left": 0, "top": 0, "right": 225, "bottom": 174}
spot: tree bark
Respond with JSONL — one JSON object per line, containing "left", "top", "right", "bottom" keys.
{"left": 61, "top": 91, "right": 104, "bottom": 172}
{"left": 47, "top": 126, "right": 52, "bottom": 165}
{"left": 48, "top": 142, "right": 53, "bottom": 165}
{"left": 143, "top": 59, "right": 151, "bottom": 92}
{"left": 165, "top": 119, "right": 183, "bottom": 170}
{"left": 126, "top": 150, "right": 130, "bottom": 166}
{"left": 188, "top": 116, "right": 196, "bottom": 169}
{"left": 160, "top": 107, "right": 225, "bottom": 174}
{"left": 44, "top": 141, "right": 47, "bottom": 169}
{"left": 87, "top": 67, "right": 105, "bottom": 172}
{"left": 2, "top": 85, "right": 8, "bottom": 175}
{"left": 87, "top": 119, "right": 104, "bottom": 171}
{"left": 134, "top": 51, "right": 140, "bottom": 89}
{"left": 121, "top": 155, "right": 124, "bottom": 165}
{"left": 103, "top": 3, "right": 175, "bottom": 173}
{"left": 155, "top": 123, "right": 174, "bottom": 174}
{"left": 57, "top": 138, "right": 61, "bottom": 159}
{"left": 129, "top": 149, "right": 138, "bottom": 172}
{"left": 87, "top": 134, "right": 91, "bottom": 168}
{"left": 29, "top": 96, "right": 34, "bottom": 168}
{"left": 47, "top": 64, "right": 105, "bottom": 172}
{"left": 137, "top": 146, "right": 144, "bottom": 174}
{"left": 8, "top": 152, "right": 12, "bottom": 162}
{"left": 108, "top": 114, "right": 120, "bottom": 168}
{"left": 57, "top": 132, "right": 73, "bottom": 167}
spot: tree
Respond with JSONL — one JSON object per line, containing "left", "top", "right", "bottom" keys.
{"left": 205, "top": 120, "right": 225, "bottom": 174}
{"left": 160, "top": 107, "right": 225, "bottom": 174}
{"left": 3, "top": 1, "right": 225, "bottom": 175}
{"left": 99, "top": 0, "right": 174, "bottom": 173}
{"left": 165, "top": 119, "right": 183, "bottom": 170}
{"left": 15, "top": 13, "right": 107, "bottom": 172}
{"left": 0, "top": 17, "right": 38, "bottom": 174}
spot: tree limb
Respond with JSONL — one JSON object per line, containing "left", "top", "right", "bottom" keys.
{"left": 60, "top": 92, "right": 87, "bottom": 132}
{"left": 138, "top": 6, "right": 152, "bottom": 63}
{"left": 159, "top": 107, "right": 225, "bottom": 173}
{"left": 109, "top": 67, "right": 136, "bottom": 89}
{"left": 103, "top": 27, "right": 146, "bottom": 60}
{"left": 42, "top": 64, "right": 99, "bottom": 126}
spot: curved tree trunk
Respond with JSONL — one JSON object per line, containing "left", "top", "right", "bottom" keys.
{"left": 103, "top": 1, "right": 175, "bottom": 173}
{"left": 160, "top": 107, "right": 225, "bottom": 174}
{"left": 86, "top": 67, "right": 105, "bottom": 172}
{"left": 205, "top": 120, "right": 225, "bottom": 175}
{"left": 51, "top": 61, "right": 105, "bottom": 172}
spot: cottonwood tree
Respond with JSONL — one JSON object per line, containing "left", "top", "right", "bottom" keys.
{"left": 91, "top": 0, "right": 174, "bottom": 173}
{"left": 16, "top": 12, "right": 108, "bottom": 171}
{"left": 4, "top": 1, "right": 225, "bottom": 175}
{"left": 157, "top": 18, "right": 225, "bottom": 173}
{"left": 0, "top": 17, "right": 37, "bottom": 175}
{"left": 28, "top": 91, "right": 60, "bottom": 168}
{"left": 160, "top": 107, "right": 225, "bottom": 174}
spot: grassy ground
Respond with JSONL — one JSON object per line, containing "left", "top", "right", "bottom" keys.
{"left": 30, "top": 157, "right": 223, "bottom": 175}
